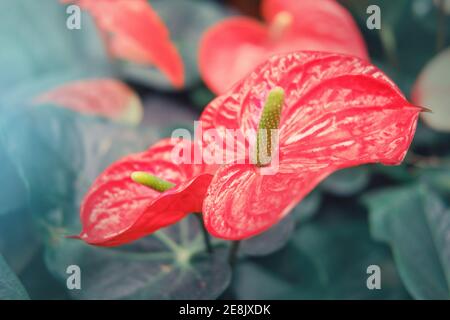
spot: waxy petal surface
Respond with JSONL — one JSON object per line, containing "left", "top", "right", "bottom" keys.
{"left": 199, "top": 0, "right": 368, "bottom": 94}
{"left": 64, "top": 0, "right": 184, "bottom": 88}
{"left": 200, "top": 51, "right": 421, "bottom": 239}
{"left": 79, "top": 138, "right": 213, "bottom": 246}
{"left": 34, "top": 79, "right": 143, "bottom": 125}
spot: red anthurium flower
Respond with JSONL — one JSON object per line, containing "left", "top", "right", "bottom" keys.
{"left": 199, "top": 0, "right": 368, "bottom": 94}
{"left": 63, "top": 0, "right": 184, "bottom": 88}
{"left": 77, "top": 138, "right": 213, "bottom": 246}
{"left": 198, "top": 51, "right": 422, "bottom": 240}
{"left": 34, "top": 78, "right": 143, "bottom": 125}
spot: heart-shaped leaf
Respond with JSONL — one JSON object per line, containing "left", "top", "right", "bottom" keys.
{"left": 232, "top": 215, "right": 409, "bottom": 299}
{"left": 0, "top": 254, "right": 29, "bottom": 300}
{"left": 291, "top": 190, "right": 322, "bottom": 223}
{"left": 0, "top": 105, "right": 231, "bottom": 299}
{"left": 321, "top": 166, "right": 370, "bottom": 196}
{"left": 0, "top": 0, "right": 108, "bottom": 98}
{"left": 18, "top": 250, "right": 70, "bottom": 300}
{"left": 45, "top": 215, "right": 231, "bottom": 299}
{"left": 418, "top": 163, "right": 450, "bottom": 194}
{"left": 0, "top": 207, "right": 39, "bottom": 274}
{"left": 364, "top": 184, "right": 450, "bottom": 299}
{"left": 240, "top": 215, "right": 296, "bottom": 257}
{"left": 0, "top": 144, "right": 27, "bottom": 216}
{"left": 0, "top": 105, "right": 158, "bottom": 233}
{"left": 141, "top": 94, "right": 199, "bottom": 137}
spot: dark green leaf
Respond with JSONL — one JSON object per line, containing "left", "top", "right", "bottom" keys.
{"left": 240, "top": 215, "right": 295, "bottom": 257}
{"left": 338, "top": 0, "right": 409, "bottom": 26}
{"left": 0, "top": 105, "right": 159, "bottom": 241}
{"left": 292, "top": 190, "right": 322, "bottom": 224}
{"left": 364, "top": 184, "right": 450, "bottom": 299}
{"left": 189, "top": 85, "right": 216, "bottom": 110}
{"left": 0, "top": 105, "right": 230, "bottom": 299}
{"left": 0, "top": 0, "right": 109, "bottom": 101}
{"left": 233, "top": 215, "right": 408, "bottom": 299}
{"left": 419, "top": 163, "right": 450, "bottom": 194}
{"left": 411, "top": 121, "right": 450, "bottom": 156}
{"left": 373, "top": 163, "right": 415, "bottom": 183}
{"left": 0, "top": 208, "right": 39, "bottom": 274}
{"left": 0, "top": 144, "right": 27, "bottom": 216}
{"left": 0, "top": 254, "right": 29, "bottom": 300}
{"left": 18, "top": 248, "right": 69, "bottom": 300}
{"left": 45, "top": 215, "right": 231, "bottom": 300}
{"left": 142, "top": 94, "right": 198, "bottom": 138}
{"left": 321, "top": 166, "right": 370, "bottom": 196}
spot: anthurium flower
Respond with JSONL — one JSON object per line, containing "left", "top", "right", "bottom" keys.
{"left": 33, "top": 79, "right": 143, "bottom": 125}
{"left": 77, "top": 138, "right": 213, "bottom": 246}
{"left": 199, "top": 51, "right": 423, "bottom": 240}
{"left": 63, "top": 0, "right": 184, "bottom": 88}
{"left": 199, "top": 0, "right": 368, "bottom": 94}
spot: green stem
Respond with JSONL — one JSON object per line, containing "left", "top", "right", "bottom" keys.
{"left": 436, "top": 0, "right": 447, "bottom": 52}
{"left": 379, "top": 23, "right": 398, "bottom": 69}
{"left": 154, "top": 231, "right": 181, "bottom": 252}
{"left": 228, "top": 240, "right": 241, "bottom": 267}
{"left": 194, "top": 213, "right": 213, "bottom": 254}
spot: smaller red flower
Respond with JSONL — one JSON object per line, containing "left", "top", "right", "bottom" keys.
{"left": 199, "top": 0, "right": 368, "bottom": 94}
{"left": 33, "top": 78, "right": 143, "bottom": 125}
{"left": 77, "top": 138, "right": 213, "bottom": 246}
{"left": 63, "top": 0, "right": 184, "bottom": 88}
{"left": 199, "top": 51, "right": 422, "bottom": 240}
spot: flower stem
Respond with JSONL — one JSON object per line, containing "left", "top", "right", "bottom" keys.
{"left": 379, "top": 23, "right": 398, "bottom": 69}
{"left": 228, "top": 240, "right": 241, "bottom": 267}
{"left": 194, "top": 213, "right": 213, "bottom": 254}
{"left": 436, "top": 0, "right": 447, "bottom": 52}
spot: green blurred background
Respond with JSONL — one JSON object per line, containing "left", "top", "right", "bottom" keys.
{"left": 0, "top": 0, "right": 449, "bottom": 300}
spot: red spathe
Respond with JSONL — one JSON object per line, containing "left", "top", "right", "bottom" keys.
{"left": 79, "top": 138, "right": 213, "bottom": 246}
{"left": 199, "top": 0, "right": 368, "bottom": 94}
{"left": 64, "top": 0, "right": 184, "bottom": 88}
{"left": 199, "top": 51, "right": 420, "bottom": 240}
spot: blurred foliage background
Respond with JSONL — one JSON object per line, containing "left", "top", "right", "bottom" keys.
{"left": 0, "top": 0, "right": 449, "bottom": 300}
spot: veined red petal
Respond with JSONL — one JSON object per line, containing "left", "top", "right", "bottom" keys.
{"left": 63, "top": 0, "right": 184, "bottom": 88}
{"left": 199, "top": 0, "right": 368, "bottom": 94}
{"left": 79, "top": 138, "right": 213, "bottom": 246}
{"left": 33, "top": 79, "right": 143, "bottom": 125}
{"left": 200, "top": 51, "right": 421, "bottom": 240}
{"left": 203, "top": 162, "right": 332, "bottom": 240}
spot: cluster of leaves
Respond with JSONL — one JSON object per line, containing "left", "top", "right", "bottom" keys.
{"left": 0, "top": 0, "right": 450, "bottom": 300}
